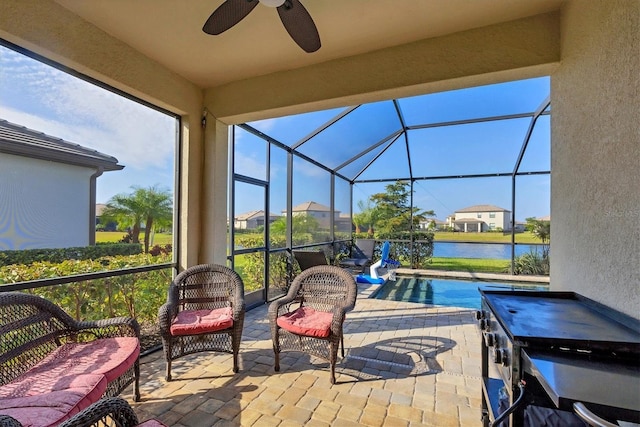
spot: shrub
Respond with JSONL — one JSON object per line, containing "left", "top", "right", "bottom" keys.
{"left": 375, "top": 231, "right": 434, "bottom": 268}
{"left": 510, "top": 250, "right": 549, "bottom": 275}
{"left": 0, "top": 244, "right": 143, "bottom": 267}
{"left": 0, "top": 252, "right": 172, "bottom": 323}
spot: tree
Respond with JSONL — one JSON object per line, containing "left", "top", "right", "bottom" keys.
{"left": 353, "top": 200, "right": 374, "bottom": 235}
{"left": 269, "top": 213, "right": 320, "bottom": 235}
{"left": 102, "top": 185, "right": 173, "bottom": 253}
{"left": 369, "top": 181, "right": 435, "bottom": 234}
{"left": 532, "top": 220, "right": 550, "bottom": 245}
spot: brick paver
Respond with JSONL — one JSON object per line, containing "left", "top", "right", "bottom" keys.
{"left": 125, "top": 282, "right": 484, "bottom": 426}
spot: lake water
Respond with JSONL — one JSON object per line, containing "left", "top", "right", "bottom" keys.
{"left": 434, "top": 242, "right": 544, "bottom": 259}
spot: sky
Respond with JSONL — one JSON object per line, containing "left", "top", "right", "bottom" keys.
{"left": 1, "top": 43, "right": 550, "bottom": 222}
{"left": 239, "top": 78, "right": 551, "bottom": 221}
{"left": 0, "top": 44, "right": 176, "bottom": 205}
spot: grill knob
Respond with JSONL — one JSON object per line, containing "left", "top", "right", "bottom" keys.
{"left": 483, "top": 332, "right": 495, "bottom": 347}
{"left": 493, "top": 348, "right": 509, "bottom": 366}
{"left": 475, "top": 310, "right": 486, "bottom": 320}
{"left": 478, "top": 318, "right": 487, "bottom": 330}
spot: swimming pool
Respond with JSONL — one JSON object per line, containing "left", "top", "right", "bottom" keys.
{"left": 371, "top": 276, "right": 548, "bottom": 309}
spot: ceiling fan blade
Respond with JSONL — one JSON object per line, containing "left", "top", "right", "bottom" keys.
{"left": 277, "top": 0, "right": 321, "bottom": 53}
{"left": 203, "top": 0, "right": 259, "bottom": 35}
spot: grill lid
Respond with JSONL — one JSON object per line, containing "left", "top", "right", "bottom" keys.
{"left": 481, "top": 290, "right": 640, "bottom": 356}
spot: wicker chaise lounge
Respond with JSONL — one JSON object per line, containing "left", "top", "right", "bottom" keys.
{"left": 0, "top": 292, "right": 140, "bottom": 427}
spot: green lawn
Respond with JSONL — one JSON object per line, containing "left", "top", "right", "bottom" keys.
{"left": 96, "top": 231, "right": 173, "bottom": 245}
{"left": 425, "top": 257, "right": 511, "bottom": 274}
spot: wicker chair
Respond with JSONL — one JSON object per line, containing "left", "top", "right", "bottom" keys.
{"left": 0, "top": 415, "right": 22, "bottom": 427}
{"left": 58, "top": 397, "right": 166, "bottom": 427}
{"left": 158, "top": 264, "right": 245, "bottom": 381}
{"left": 268, "top": 265, "right": 357, "bottom": 384}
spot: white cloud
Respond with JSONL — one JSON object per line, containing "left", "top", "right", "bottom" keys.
{"left": 0, "top": 46, "right": 176, "bottom": 170}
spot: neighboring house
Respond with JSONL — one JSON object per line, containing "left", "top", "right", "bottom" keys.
{"left": 0, "top": 119, "right": 123, "bottom": 250}
{"left": 335, "top": 213, "right": 352, "bottom": 233}
{"left": 282, "top": 201, "right": 351, "bottom": 232}
{"left": 95, "top": 203, "right": 118, "bottom": 232}
{"left": 234, "top": 210, "right": 280, "bottom": 230}
{"left": 418, "top": 218, "right": 446, "bottom": 231}
{"left": 447, "top": 204, "right": 512, "bottom": 232}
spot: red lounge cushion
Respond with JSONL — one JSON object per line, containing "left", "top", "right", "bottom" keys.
{"left": 138, "top": 420, "right": 169, "bottom": 427}
{"left": 1, "top": 338, "right": 139, "bottom": 394}
{"left": 170, "top": 307, "right": 234, "bottom": 336}
{"left": 0, "top": 375, "right": 108, "bottom": 427}
{"left": 0, "top": 337, "right": 139, "bottom": 427}
{"left": 276, "top": 306, "right": 333, "bottom": 338}
{"left": 0, "top": 338, "right": 138, "bottom": 399}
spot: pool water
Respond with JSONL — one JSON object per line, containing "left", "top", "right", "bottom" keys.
{"left": 371, "top": 276, "right": 548, "bottom": 310}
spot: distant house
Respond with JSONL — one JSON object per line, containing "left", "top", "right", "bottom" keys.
{"left": 418, "top": 218, "right": 446, "bottom": 231}
{"left": 447, "top": 204, "right": 512, "bottom": 232}
{"left": 283, "top": 201, "right": 351, "bottom": 232}
{"left": 234, "top": 210, "right": 280, "bottom": 230}
{"left": 95, "top": 203, "right": 118, "bottom": 231}
{"left": 0, "top": 119, "right": 123, "bottom": 250}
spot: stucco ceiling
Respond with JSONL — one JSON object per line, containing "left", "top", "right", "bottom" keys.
{"left": 53, "top": 0, "right": 564, "bottom": 89}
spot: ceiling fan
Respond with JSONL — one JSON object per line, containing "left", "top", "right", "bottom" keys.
{"left": 203, "top": 0, "right": 321, "bottom": 53}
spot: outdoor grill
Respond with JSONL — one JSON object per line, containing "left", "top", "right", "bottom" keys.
{"left": 477, "top": 290, "right": 640, "bottom": 427}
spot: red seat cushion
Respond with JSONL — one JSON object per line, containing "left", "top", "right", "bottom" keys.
{"left": 170, "top": 307, "right": 234, "bottom": 336}
{"left": 276, "top": 306, "right": 333, "bottom": 338}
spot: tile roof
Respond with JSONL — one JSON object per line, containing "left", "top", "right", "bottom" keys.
{"left": 290, "top": 201, "right": 332, "bottom": 212}
{"left": 0, "top": 119, "right": 123, "bottom": 171}
{"left": 455, "top": 204, "right": 510, "bottom": 213}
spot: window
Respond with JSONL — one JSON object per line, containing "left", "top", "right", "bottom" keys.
{"left": 489, "top": 213, "right": 496, "bottom": 218}
{"left": 0, "top": 42, "right": 178, "bottom": 277}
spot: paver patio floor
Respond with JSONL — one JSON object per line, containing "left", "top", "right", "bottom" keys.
{"left": 124, "top": 282, "right": 484, "bottom": 426}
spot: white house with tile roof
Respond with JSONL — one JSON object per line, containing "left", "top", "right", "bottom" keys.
{"left": 234, "top": 210, "right": 280, "bottom": 230}
{"left": 447, "top": 204, "right": 512, "bottom": 232}
{"left": 0, "top": 119, "right": 123, "bottom": 250}
{"left": 283, "top": 201, "right": 351, "bottom": 232}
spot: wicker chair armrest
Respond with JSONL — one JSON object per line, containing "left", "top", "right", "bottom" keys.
{"left": 157, "top": 302, "right": 174, "bottom": 335}
{"left": 232, "top": 300, "right": 246, "bottom": 321}
{"left": 0, "top": 415, "right": 23, "bottom": 427}
{"left": 73, "top": 316, "right": 140, "bottom": 339}
{"left": 268, "top": 296, "right": 300, "bottom": 320}
{"left": 58, "top": 397, "right": 139, "bottom": 427}
{"left": 330, "top": 306, "right": 349, "bottom": 336}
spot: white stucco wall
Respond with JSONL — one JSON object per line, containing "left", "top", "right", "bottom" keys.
{"left": 0, "top": 153, "right": 94, "bottom": 249}
{"left": 551, "top": 0, "right": 639, "bottom": 318}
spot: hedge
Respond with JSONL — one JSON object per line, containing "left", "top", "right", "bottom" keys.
{"left": 0, "top": 244, "right": 143, "bottom": 267}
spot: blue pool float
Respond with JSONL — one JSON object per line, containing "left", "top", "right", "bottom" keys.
{"left": 356, "top": 274, "right": 385, "bottom": 284}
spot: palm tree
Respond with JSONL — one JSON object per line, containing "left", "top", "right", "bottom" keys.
{"left": 102, "top": 185, "right": 173, "bottom": 253}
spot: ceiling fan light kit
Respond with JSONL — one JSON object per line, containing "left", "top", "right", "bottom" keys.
{"left": 203, "top": 0, "right": 321, "bottom": 53}
{"left": 258, "top": 0, "right": 286, "bottom": 7}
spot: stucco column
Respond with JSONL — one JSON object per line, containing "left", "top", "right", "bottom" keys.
{"left": 199, "top": 116, "right": 229, "bottom": 265}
